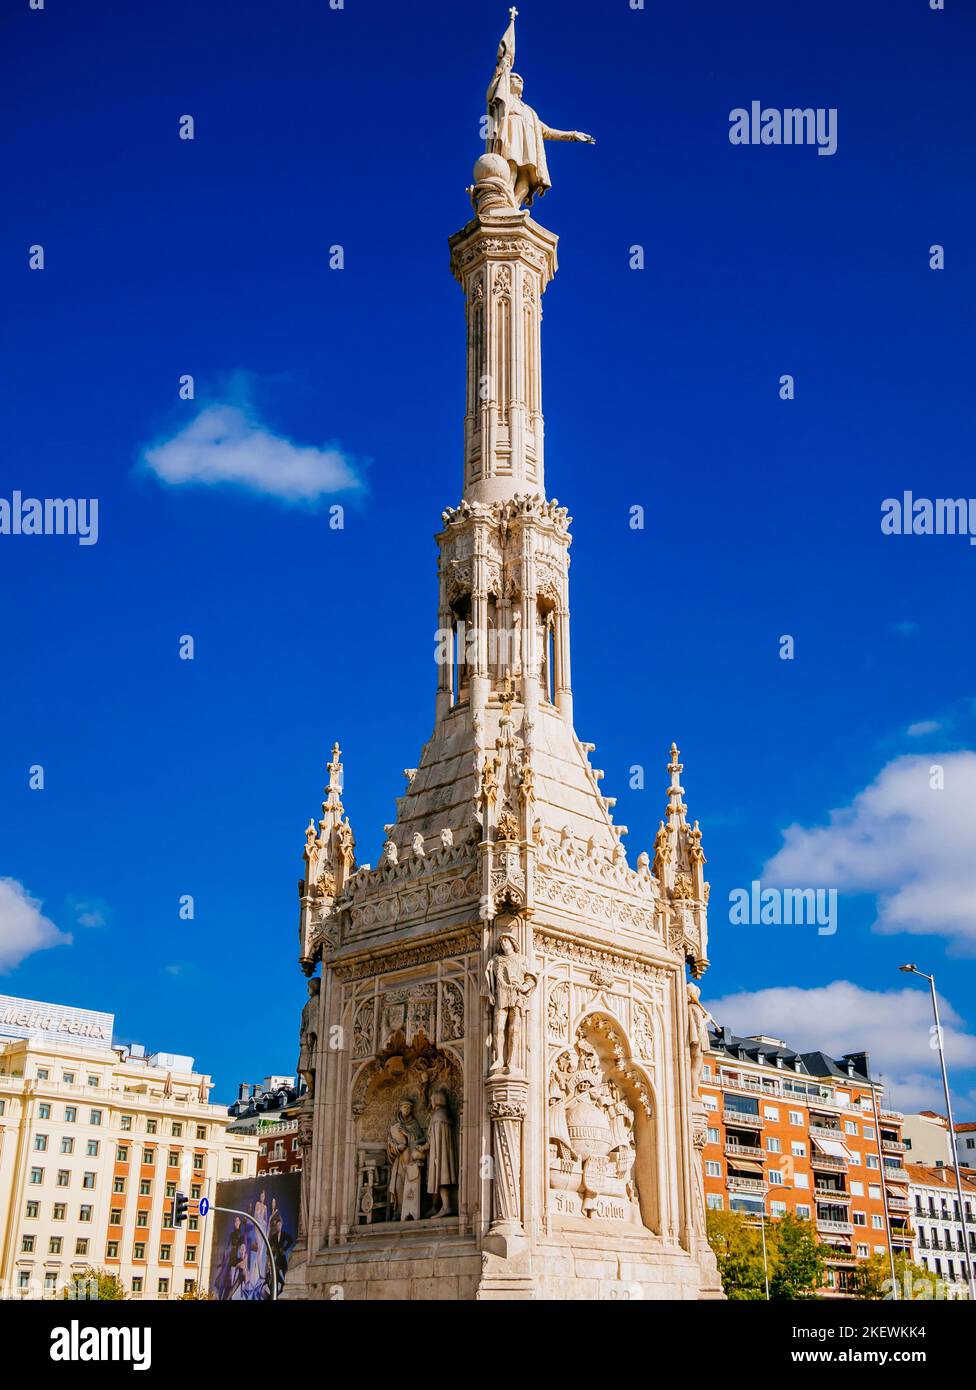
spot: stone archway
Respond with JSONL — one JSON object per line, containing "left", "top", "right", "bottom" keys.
{"left": 547, "top": 1012, "right": 658, "bottom": 1233}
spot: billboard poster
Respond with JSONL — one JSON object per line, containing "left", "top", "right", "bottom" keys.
{"left": 208, "top": 1171, "right": 300, "bottom": 1300}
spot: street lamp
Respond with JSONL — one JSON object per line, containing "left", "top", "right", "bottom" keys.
{"left": 899, "top": 963, "right": 976, "bottom": 1300}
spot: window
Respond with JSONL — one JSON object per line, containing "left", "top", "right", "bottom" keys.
{"left": 132, "top": 1277, "right": 143, "bottom": 1294}
{"left": 796, "top": 1204, "right": 811, "bottom": 1220}
{"left": 143, "top": 1149, "right": 156, "bottom": 1166}
{"left": 79, "top": 1205, "right": 92, "bottom": 1223}
{"left": 162, "top": 1212, "right": 173, "bottom": 1229}
{"left": 110, "top": 1208, "right": 122, "bottom": 1225}
{"left": 165, "top": 1182, "right": 176, "bottom": 1198}
{"left": 706, "top": 1127, "right": 719, "bottom": 1145}
{"left": 0, "top": 1099, "right": 5, "bottom": 1115}
{"left": 767, "top": 1137, "right": 781, "bottom": 1153}
{"left": 34, "top": 1134, "right": 48, "bottom": 1151}
{"left": 849, "top": 1151, "right": 861, "bottom": 1166}
{"left": 167, "top": 1150, "right": 179, "bottom": 1167}
{"left": 705, "top": 1160, "right": 721, "bottom": 1177}
{"left": 120, "top": 1115, "right": 132, "bottom": 1132}
{"left": 871, "top": 1214, "right": 883, "bottom": 1229}
{"left": 146, "top": 1120, "right": 157, "bottom": 1135}
{"left": 160, "top": 1244, "right": 171, "bottom": 1262}
{"left": 273, "top": 1141, "right": 284, "bottom": 1159}
{"left": 706, "top": 1193, "right": 724, "bottom": 1211}
{"left": 771, "top": 1201, "right": 787, "bottom": 1218}
{"left": 136, "top": 1211, "right": 149, "bottom": 1228}
{"left": 851, "top": 1181, "right": 864, "bottom": 1196}
{"left": 117, "top": 1145, "right": 129, "bottom": 1163}
{"left": 764, "top": 1107, "right": 780, "bottom": 1121}
{"left": 49, "top": 1237, "right": 62, "bottom": 1255}
{"left": 60, "top": 1137, "right": 74, "bottom": 1154}
{"left": 133, "top": 1243, "right": 146, "bottom": 1260}
{"left": 38, "top": 1103, "right": 51, "bottom": 1120}
{"left": 768, "top": 1169, "right": 784, "bottom": 1186}
{"left": 75, "top": 1238, "right": 89, "bottom": 1256}
{"left": 25, "top": 1197, "right": 40, "bottom": 1219}
{"left": 21, "top": 1235, "right": 35, "bottom": 1253}
{"left": 29, "top": 1167, "right": 44, "bottom": 1185}
{"left": 190, "top": 1184, "right": 201, "bottom": 1199}
{"left": 53, "top": 1203, "right": 66, "bottom": 1221}
{"left": 183, "top": 1279, "right": 195, "bottom": 1294}
{"left": 37, "top": 1068, "right": 49, "bottom": 1081}
{"left": 853, "top": 1211, "right": 867, "bottom": 1226}
{"left": 857, "top": 1243, "right": 869, "bottom": 1258}
{"left": 89, "top": 1110, "right": 102, "bottom": 1126}
{"left": 17, "top": 1273, "right": 30, "bottom": 1292}
{"left": 139, "top": 1180, "right": 152, "bottom": 1196}
{"left": 192, "top": 1154, "right": 204, "bottom": 1171}
{"left": 844, "top": 1120, "right": 858, "bottom": 1135}
{"left": 188, "top": 1216, "right": 199, "bottom": 1232}
{"left": 113, "top": 1178, "right": 126, "bottom": 1194}
{"left": 864, "top": 1125, "right": 875, "bottom": 1140}
{"left": 866, "top": 1154, "right": 879, "bottom": 1170}
{"left": 794, "top": 1172, "right": 809, "bottom": 1189}
{"left": 196, "top": 1125, "right": 207, "bottom": 1140}
{"left": 106, "top": 1241, "right": 119, "bottom": 1259}
{"left": 172, "top": 1122, "right": 183, "bottom": 1138}
{"left": 86, "top": 1141, "right": 99, "bottom": 1158}
{"left": 232, "top": 1159, "right": 243, "bottom": 1175}
{"left": 82, "top": 1172, "right": 96, "bottom": 1190}
{"left": 86, "top": 1076, "right": 99, "bottom": 1088}
{"left": 64, "top": 1106, "right": 76, "bottom": 1123}
{"left": 157, "top": 1278, "right": 169, "bottom": 1295}
{"left": 62, "top": 1072, "right": 74, "bottom": 1085}
{"left": 868, "top": 1184, "right": 881, "bottom": 1200}
{"left": 791, "top": 1142, "right": 806, "bottom": 1157}
{"left": 703, "top": 1094, "right": 717, "bottom": 1112}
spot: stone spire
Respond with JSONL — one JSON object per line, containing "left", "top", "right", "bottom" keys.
{"left": 297, "top": 742, "right": 356, "bottom": 974}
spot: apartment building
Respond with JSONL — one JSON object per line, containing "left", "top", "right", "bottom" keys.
{"left": 0, "top": 995, "right": 257, "bottom": 1299}
{"left": 227, "top": 1078, "right": 303, "bottom": 1177}
{"left": 903, "top": 1110, "right": 976, "bottom": 1171}
{"left": 701, "top": 1026, "right": 911, "bottom": 1295}
{"left": 907, "top": 1162, "right": 976, "bottom": 1297}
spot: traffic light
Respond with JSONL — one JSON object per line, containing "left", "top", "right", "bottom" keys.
{"left": 173, "top": 1192, "right": 189, "bottom": 1227}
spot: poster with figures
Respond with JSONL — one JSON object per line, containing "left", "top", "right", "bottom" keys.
{"left": 208, "top": 1173, "right": 300, "bottom": 1301}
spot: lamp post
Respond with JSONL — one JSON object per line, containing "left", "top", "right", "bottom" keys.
{"left": 899, "top": 964, "right": 976, "bottom": 1300}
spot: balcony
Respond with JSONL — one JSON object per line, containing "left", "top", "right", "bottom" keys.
{"left": 816, "top": 1217, "right": 853, "bottom": 1235}
{"left": 882, "top": 1138, "right": 907, "bottom": 1154}
{"left": 725, "top": 1142, "right": 764, "bottom": 1161}
{"left": 823, "top": 1249, "right": 857, "bottom": 1265}
{"left": 809, "top": 1124, "right": 845, "bottom": 1141}
{"left": 887, "top": 1195, "right": 910, "bottom": 1213}
{"left": 883, "top": 1167, "right": 910, "bottom": 1183}
{"left": 723, "top": 1108, "right": 764, "bottom": 1130}
{"left": 814, "top": 1185, "right": 851, "bottom": 1202}
{"left": 727, "top": 1176, "right": 765, "bottom": 1195}
{"left": 810, "top": 1152, "right": 847, "bottom": 1171}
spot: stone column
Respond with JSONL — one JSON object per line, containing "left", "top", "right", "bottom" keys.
{"left": 485, "top": 1075, "right": 528, "bottom": 1258}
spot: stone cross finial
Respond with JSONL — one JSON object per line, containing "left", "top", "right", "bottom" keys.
{"left": 509, "top": 6, "right": 518, "bottom": 20}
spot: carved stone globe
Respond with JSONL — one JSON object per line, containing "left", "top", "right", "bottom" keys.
{"left": 473, "top": 152, "right": 511, "bottom": 184}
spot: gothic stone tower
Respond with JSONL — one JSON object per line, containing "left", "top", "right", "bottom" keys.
{"left": 283, "top": 79, "right": 722, "bottom": 1307}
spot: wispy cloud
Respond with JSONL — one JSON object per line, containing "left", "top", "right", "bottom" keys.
{"left": 0, "top": 878, "right": 73, "bottom": 972}
{"left": 762, "top": 751, "right": 976, "bottom": 952}
{"left": 67, "top": 897, "right": 109, "bottom": 929}
{"left": 703, "top": 980, "right": 976, "bottom": 1112}
{"left": 140, "top": 403, "right": 363, "bottom": 503}
{"left": 907, "top": 720, "right": 941, "bottom": 737}
{"left": 890, "top": 620, "right": 919, "bottom": 637}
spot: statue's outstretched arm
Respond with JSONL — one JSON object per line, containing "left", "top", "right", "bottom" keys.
{"left": 541, "top": 124, "right": 596, "bottom": 144}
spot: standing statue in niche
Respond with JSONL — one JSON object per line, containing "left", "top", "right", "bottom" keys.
{"left": 486, "top": 932, "right": 538, "bottom": 1074}
{"left": 425, "top": 1088, "right": 459, "bottom": 1217}
{"left": 386, "top": 1099, "right": 427, "bottom": 1222}
{"left": 687, "top": 983, "right": 711, "bottom": 1094}
{"left": 485, "top": 10, "right": 595, "bottom": 209}
{"left": 297, "top": 977, "right": 320, "bottom": 1098}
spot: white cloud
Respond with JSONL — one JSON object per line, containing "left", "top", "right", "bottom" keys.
{"left": 762, "top": 751, "right": 976, "bottom": 951}
{"left": 0, "top": 878, "right": 73, "bottom": 972}
{"left": 703, "top": 981, "right": 976, "bottom": 1113}
{"left": 906, "top": 720, "right": 940, "bottom": 737}
{"left": 141, "top": 404, "right": 362, "bottom": 502}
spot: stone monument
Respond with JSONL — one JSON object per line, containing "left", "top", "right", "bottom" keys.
{"left": 282, "top": 11, "right": 723, "bottom": 1301}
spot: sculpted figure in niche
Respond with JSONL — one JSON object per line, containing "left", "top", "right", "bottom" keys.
{"left": 425, "top": 1087, "right": 458, "bottom": 1217}
{"left": 687, "top": 983, "right": 711, "bottom": 1094}
{"left": 486, "top": 932, "right": 538, "bottom": 1074}
{"left": 386, "top": 1099, "right": 427, "bottom": 1221}
{"left": 297, "top": 978, "right": 320, "bottom": 1098}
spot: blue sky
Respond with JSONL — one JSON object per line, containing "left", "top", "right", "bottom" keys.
{"left": 2, "top": 0, "right": 974, "bottom": 1114}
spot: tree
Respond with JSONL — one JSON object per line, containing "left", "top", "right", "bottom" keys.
{"left": 766, "top": 1214, "right": 825, "bottom": 1300}
{"left": 176, "top": 1283, "right": 214, "bottom": 1300}
{"left": 61, "top": 1267, "right": 127, "bottom": 1301}
{"left": 852, "top": 1252, "right": 942, "bottom": 1300}
{"left": 706, "top": 1209, "right": 768, "bottom": 1300}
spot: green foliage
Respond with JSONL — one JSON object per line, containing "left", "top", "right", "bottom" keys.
{"left": 61, "top": 1267, "right": 127, "bottom": 1301}
{"left": 176, "top": 1283, "right": 214, "bottom": 1300}
{"left": 851, "top": 1252, "right": 941, "bottom": 1300}
{"left": 707, "top": 1209, "right": 825, "bottom": 1300}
